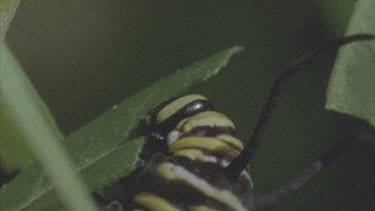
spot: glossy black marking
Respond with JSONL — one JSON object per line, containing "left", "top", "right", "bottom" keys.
{"left": 172, "top": 146, "right": 240, "bottom": 162}
{"left": 180, "top": 126, "right": 236, "bottom": 139}
{"left": 133, "top": 164, "right": 238, "bottom": 210}
{"left": 122, "top": 34, "right": 375, "bottom": 211}
{"left": 226, "top": 33, "right": 375, "bottom": 180}
{"left": 146, "top": 99, "right": 214, "bottom": 141}
{"left": 172, "top": 156, "right": 249, "bottom": 191}
{"left": 141, "top": 96, "right": 178, "bottom": 133}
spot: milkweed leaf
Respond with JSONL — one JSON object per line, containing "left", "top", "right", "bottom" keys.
{"left": 0, "top": 46, "right": 243, "bottom": 210}
{"left": 326, "top": 0, "right": 375, "bottom": 127}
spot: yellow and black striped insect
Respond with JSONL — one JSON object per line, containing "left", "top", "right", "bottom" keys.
{"left": 131, "top": 94, "right": 254, "bottom": 210}
{"left": 103, "top": 34, "right": 375, "bottom": 211}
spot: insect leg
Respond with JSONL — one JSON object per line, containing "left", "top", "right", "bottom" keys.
{"left": 225, "top": 34, "right": 375, "bottom": 180}
{"left": 253, "top": 139, "right": 351, "bottom": 210}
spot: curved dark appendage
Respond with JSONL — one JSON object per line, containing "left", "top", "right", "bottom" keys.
{"left": 253, "top": 139, "right": 352, "bottom": 210}
{"left": 225, "top": 34, "right": 375, "bottom": 180}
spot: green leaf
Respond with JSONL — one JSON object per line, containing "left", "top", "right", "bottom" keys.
{"left": 326, "top": 0, "right": 375, "bottom": 127}
{"left": 0, "top": 46, "right": 243, "bottom": 210}
{"left": 1, "top": 44, "right": 97, "bottom": 211}
{"left": 1, "top": 45, "right": 64, "bottom": 173}
{"left": 1, "top": 0, "right": 63, "bottom": 171}
{"left": 0, "top": 105, "right": 34, "bottom": 172}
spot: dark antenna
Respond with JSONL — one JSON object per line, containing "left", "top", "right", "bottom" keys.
{"left": 225, "top": 34, "right": 375, "bottom": 180}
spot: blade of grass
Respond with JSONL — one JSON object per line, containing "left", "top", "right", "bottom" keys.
{"left": 0, "top": 104, "right": 35, "bottom": 172}
{"left": 0, "top": 44, "right": 98, "bottom": 211}
{"left": 0, "top": 0, "right": 63, "bottom": 172}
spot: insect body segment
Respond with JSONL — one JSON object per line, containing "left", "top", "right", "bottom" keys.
{"left": 130, "top": 94, "right": 254, "bottom": 210}
{"left": 169, "top": 136, "right": 242, "bottom": 167}
{"left": 156, "top": 95, "right": 209, "bottom": 124}
{"left": 176, "top": 111, "right": 236, "bottom": 136}
{"left": 103, "top": 34, "right": 375, "bottom": 211}
{"left": 143, "top": 94, "right": 214, "bottom": 142}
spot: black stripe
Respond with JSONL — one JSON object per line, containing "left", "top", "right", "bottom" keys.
{"left": 135, "top": 164, "right": 236, "bottom": 210}
{"left": 147, "top": 99, "right": 214, "bottom": 141}
{"left": 172, "top": 158, "right": 254, "bottom": 209}
{"left": 215, "top": 135, "right": 243, "bottom": 152}
{"left": 148, "top": 97, "right": 179, "bottom": 126}
{"left": 173, "top": 157, "right": 233, "bottom": 189}
{"left": 159, "top": 99, "right": 214, "bottom": 134}
{"left": 141, "top": 96, "right": 179, "bottom": 139}
{"left": 172, "top": 144, "right": 241, "bottom": 161}
{"left": 181, "top": 125, "right": 236, "bottom": 138}
{"left": 179, "top": 127, "right": 243, "bottom": 152}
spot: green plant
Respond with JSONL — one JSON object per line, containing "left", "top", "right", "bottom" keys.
{"left": 1, "top": 0, "right": 374, "bottom": 210}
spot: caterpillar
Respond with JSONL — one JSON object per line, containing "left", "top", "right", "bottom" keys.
{"left": 133, "top": 94, "right": 254, "bottom": 210}
{"left": 102, "top": 34, "right": 375, "bottom": 211}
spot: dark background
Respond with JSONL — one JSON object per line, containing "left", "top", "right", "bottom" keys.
{"left": 5, "top": 0, "right": 375, "bottom": 210}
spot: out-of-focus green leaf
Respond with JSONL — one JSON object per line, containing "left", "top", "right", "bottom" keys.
{"left": 1, "top": 46, "right": 64, "bottom": 173}
{"left": 1, "top": 44, "right": 98, "bottom": 211}
{"left": 0, "top": 105, "right": 34, "bottom": 172}
{"left": 326, "top": 0, "right": 375, "bottom": 127}
{"left": 1, "top": 0, "right": 57, "bottom": 172}
{"left": 0, "top": 0, "right": 20, "bottom": 41}
{"left": 0, "top": 46, "right": 243, "bottom": 210}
